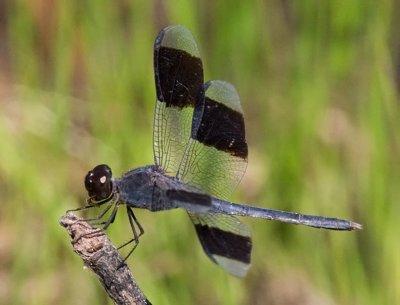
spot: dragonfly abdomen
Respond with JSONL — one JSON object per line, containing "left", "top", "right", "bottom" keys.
{"left": 211, "top": 199, "right": 362, "bottom": 231}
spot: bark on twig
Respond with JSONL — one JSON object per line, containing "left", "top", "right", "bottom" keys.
{"left": 60, "top": 212, "right": 151, "bottom": 305}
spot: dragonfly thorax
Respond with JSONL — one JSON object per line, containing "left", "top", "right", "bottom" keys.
{"left": 84, "top": 164, "right": 113, "bottom": 202}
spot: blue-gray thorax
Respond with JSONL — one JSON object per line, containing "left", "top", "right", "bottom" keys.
{"left": 114, "top": 165, "right": 188, "bottom": 210}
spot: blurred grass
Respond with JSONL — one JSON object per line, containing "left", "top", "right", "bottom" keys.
{"left": 0, "top": 1, "right": 399, "bottom": 304}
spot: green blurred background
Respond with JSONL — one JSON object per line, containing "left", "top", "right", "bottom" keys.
{"left": 0, "top": 1, "right": 399, "bottom": 304}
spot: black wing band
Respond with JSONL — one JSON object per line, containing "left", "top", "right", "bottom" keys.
{"left": 192, "top": 81, "right": 247, "bottom": 158}
{"left": 189, "top": 212, "right": 252, "bottom": 277}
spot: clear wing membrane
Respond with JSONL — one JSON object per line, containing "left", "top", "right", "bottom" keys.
{"left": 153, "top": 25, "right": 204, "bottom": 175}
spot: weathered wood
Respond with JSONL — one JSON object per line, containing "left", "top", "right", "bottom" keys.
{"left": 60, "top": 212, "right": 151, "bottom": 305}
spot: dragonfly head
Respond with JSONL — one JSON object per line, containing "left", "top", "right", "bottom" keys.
{"left": 84, "top": 164, "right": 113, "bottom": 203}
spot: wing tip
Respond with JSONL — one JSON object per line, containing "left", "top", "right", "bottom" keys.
{"left": 212, "top": 254, "right": 251, "bottom": 277}
{"left": 204, "top": 80, "right": 242, "bottom": 113}
{"left": 155, "top": 25, "right": 200, "bottom": 57}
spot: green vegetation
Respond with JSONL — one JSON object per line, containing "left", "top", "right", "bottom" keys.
{"left": 0, "top": 1, "right": 399, "bottom": 304}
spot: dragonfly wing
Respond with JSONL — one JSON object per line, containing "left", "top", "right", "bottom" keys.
{"left": 154, "top": 30, "right": 251, "bottom": 276}
{"left": 153, "top": 25, "right": 204, "bottom": 175}
{"left": 177, "top": 80, "right": 248, "bottom": 199}
{"left": 176, "top": 80, "right": 251, "bottom": 276}
{"left": 189, "top": 212, "right": 252, "bottom": 277}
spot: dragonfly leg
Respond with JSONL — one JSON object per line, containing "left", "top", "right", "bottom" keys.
{"left": 117, "top": 242, "right": 139, "bottom": 270}
{"left": 118, "top": 206, "right": 145, "bottom": 250}
{"left": 67, "top": 195, "right": 108, "bottom": 213}
{"left": 66, "top": 200, "right": 97, "bottom": 213}
{"left": 117, "top": 207, "right": 144, "bottom": 269}
{"left": 73, "top": 203, "right": 119, "bottom": 243}
{"left": 85, "top": 204, "right": 113, "bottom": 223}
{"left": 67, "top": 190, "right": 117, "bottom": 214}
{"left": 128, "top": 206, "right": 145, "bottom": 236}
{"left": 100, "top": 203, "right": 119, "bottom": 230}
{"left": 71, "top": 228, "right": 104, "bottom": 244}
{"left": 87, "top": 193, "right": 120, "bottom": 228}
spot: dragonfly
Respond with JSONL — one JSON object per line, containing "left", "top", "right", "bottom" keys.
{"left": 73, "top": 25, "right": 362, "bottom": 277}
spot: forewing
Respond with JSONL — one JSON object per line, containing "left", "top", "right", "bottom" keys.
{"left": 178, "top": 80, "right": 248, "bottom": 199}
{"left": 189, "top": 212, "right": 252, "bottom": 277}
{"left": 153, "top": 25, "right": 204, "bottom": 175}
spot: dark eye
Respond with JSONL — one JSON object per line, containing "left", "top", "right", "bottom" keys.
{"left": 84, "top": 164, "right": 113, "bottom": 201}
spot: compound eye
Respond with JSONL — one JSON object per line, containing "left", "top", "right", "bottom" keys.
{"left": 84, "top": 164, "right": 113, "bottom": 201}
{"left": 84, "top": 172, "right": 95, "bottom": 191}
{"left": 93, "top": 164, "right": 112, "bottom": 178}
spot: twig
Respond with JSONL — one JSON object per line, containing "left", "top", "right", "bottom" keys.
{"left": 60, "top": 212, "right": 152, "bottom": 305}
